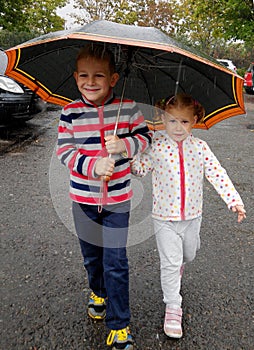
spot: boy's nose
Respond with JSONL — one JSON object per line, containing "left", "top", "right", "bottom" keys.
{"left": 87, "top": 76, "right": 95, "bottom": 85}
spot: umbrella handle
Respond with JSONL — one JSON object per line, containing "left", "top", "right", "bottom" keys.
{"left": 102, "top": 175, "right": 111, "bottom": 182}
{"left": 101, "top": 153, "right": 112, "bottom": 182}
{"left": 101, "top": 75, "right": 128, "bottom": 183}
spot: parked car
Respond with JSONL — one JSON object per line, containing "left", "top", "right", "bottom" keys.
{"left": 0, "top": 74, "right": 45, "bottom": 127}
{"left": 216, "top": 59, "right": 237, "bottom": 73}
{"left": 244, "top": 62, "right": 254, "bottom": 95}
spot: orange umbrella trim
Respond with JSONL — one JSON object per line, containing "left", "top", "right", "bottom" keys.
{"left": 6, "top": 49, "right": 72, "bottom": 106}
{"left": 5, "top": 34, "right": 246, "bottom": 121}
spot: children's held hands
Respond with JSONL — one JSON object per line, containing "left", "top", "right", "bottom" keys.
{"left": 105, "top": 135, "right": 126, "bottom": 155}
{"left": 231, "top": 205, "right": 246, "bottom": 223}
{"left": 95, "top": 157, "right": 115, "bottom": 177}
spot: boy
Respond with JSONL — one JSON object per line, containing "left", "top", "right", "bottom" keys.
{"left": 56, "top": 44, "right": 151, "bottom": 350}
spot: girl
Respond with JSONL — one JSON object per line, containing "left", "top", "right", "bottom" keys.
{"left": 131, "top": 93, "right": 246, "bottom": 339}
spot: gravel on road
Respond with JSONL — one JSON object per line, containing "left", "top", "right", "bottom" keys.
{"left": 1, "top": 96, "right": 253, "bottom": 350}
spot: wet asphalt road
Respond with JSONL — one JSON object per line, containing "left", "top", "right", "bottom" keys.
{"left": 1, "top": 95, "right": 253, "bottom": 350}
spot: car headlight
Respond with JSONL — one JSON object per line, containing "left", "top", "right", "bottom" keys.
{"left": 0, "top": 75, "right": 24, "bottom": 93}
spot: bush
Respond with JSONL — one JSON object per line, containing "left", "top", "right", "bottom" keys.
{"left": 0, "top": 30, "right": 37, "bottom": 49}
{"left": 237, "top": 68, "right": 247, "bottom": 77}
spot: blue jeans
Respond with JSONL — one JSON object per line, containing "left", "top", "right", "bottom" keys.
{"left": 72, "top": 201, "right": 131, "bottom": 330}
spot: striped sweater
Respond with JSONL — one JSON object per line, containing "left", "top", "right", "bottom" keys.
{"left": 56, "top": 92, "right": 151, "bottom": 205}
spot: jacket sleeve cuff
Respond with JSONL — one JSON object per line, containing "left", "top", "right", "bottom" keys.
{"left": 227, "top": 199, "right": 244, "bottom": 209}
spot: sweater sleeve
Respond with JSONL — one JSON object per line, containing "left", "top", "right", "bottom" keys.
{"left": 203, "top": 141, "right": 244, "bottom": 208}
{"left": 56, "top": 109, "right": 99, "bottom": 178}
{"left": 121, "top": 101, "right": 152, "bottom": 157}
{"left": 130, "top": 145, "right": 154, "bottom": 177}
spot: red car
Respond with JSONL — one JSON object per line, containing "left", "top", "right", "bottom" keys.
{"left": 244, "top": 62, "right": 254, "bottom": 94}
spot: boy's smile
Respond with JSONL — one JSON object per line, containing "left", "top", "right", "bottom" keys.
{"left": 74, "top": 57, "right": 119, "bottom": 106}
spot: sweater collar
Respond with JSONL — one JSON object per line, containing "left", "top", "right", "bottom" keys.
{"left": 80, "top": 89, "right": 115, "bottom": 107}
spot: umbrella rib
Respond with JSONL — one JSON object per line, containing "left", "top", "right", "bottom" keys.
{"left": 154, "top": 53, "right": 236, "bottom": 98}
{"left": 136, "top": 50, "right": 187, "bottom": 94}
{"left": 136, "top": 50, "right": 237, "bottom": 102}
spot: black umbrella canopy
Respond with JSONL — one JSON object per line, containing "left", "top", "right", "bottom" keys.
{"left": 5, "top": 20, "right": 245, "bottom": 128}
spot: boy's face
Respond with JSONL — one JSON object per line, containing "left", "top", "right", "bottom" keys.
{"left": 162, "top": 107, "right": 197, "bottom": 142}
{"left": 74, "top": 57, "right": 119, "bottom": 105}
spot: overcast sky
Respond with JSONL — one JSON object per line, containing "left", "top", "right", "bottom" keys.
{"left": 57, "top": 0, "right": 78, "bottom": 28}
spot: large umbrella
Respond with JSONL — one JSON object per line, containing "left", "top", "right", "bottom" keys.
{"left": 5, "top": 20, "right": 245, "bottom": 129}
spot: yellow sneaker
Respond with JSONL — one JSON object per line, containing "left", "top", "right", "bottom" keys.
{"left": 106, "top": 327, "right": 134, "bottom": 350}
{"left": 87, "top": 292, "right": 106, "bottom": 320}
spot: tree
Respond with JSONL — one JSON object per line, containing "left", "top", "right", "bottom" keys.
{"left": 0, "top": 0, "right": 67, "bottom": 34}
{"left": 71, "top": 0, "right": 174, "bottom": 32}
{"left": 172, "top": 0, "right": 254, "bottom": 55}
{"left": 172, "top": 0, "right": 229, "bottom": 55}
{"left": 221, "top": 0, "right": 254, "bottom": 46}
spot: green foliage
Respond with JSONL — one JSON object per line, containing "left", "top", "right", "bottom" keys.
{"left": 0, "top": 0, "right": 67, "bottom": 34}
{"left": 0, "top": 0, "right": 253, "bottom": 66}
{"left": 214, "top": 41, "right": 254, "bottom": 69}
{"left": 72, "top": 0, "right": 174, "bottom": 32}
{"left": 221, "top": 0, "right": 254, "bottom": 46}
{"left": 237, "top": 68, "right": 247, "bottom": 78}
{"left": 170, "top": 0, "right": 253, "bottom": 66}
{"left": 0, "top": 30, "right": 38, "bottom": 49}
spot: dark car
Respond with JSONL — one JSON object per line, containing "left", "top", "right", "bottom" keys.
{"left": 244, "top": 63, "right": 254, "bottom": 95}
{"left": 0, "top": 74, "right": 46, "bottom": 127}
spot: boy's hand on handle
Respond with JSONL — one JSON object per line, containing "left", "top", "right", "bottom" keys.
{"left": 105, "top": 135, "right": 126, "bottom": 154}
{"left": 95, "top": 157, "right": 115, "bottom": 178}
{"left": 231, "top": 205, "right": 246, "bottom": 223}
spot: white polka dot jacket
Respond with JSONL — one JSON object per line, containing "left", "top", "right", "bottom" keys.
{"left": 131, "top": 130, "right": 244, "bottom": 221}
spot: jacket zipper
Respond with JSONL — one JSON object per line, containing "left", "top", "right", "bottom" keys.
{"left": 177, "top": 141, "right": 185, "bottom": 220}
{"left": 98, "top": 106, "right": 108, "bottom": 207}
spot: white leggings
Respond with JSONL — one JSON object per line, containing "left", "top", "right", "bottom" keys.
{"left": 154, "top": 217, "right": 202, "bottom": 307}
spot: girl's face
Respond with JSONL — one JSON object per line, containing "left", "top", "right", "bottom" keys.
{"left": 162, "top": 106, "right": 197, "bottom": 142}
{"left": 74, "top": 57, "right": 119, "bottom": 105}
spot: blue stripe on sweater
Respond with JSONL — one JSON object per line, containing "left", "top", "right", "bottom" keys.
{"left": 60, "top": 112, "right": 82, "bottom": 122}
{"left": 61, "top": 106, "right": 137, "bottom": 123}
{"left": 71, "top": 181, "right": 101, "bottom": 193}
{"left": 57, "top": 137, "right": 75, "bottom": 146}
{"left": 77, "top": 155, "right": 87, "bottom": 174}
{"left": 108, "top": 179, "right": 130, "bottom": 191}
{"left": 75, "top": 136, "right": 101, "bottom": 145}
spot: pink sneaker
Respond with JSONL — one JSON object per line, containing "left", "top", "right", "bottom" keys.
{"left": 164, "top": 306, "right": 183, "bottom": 338}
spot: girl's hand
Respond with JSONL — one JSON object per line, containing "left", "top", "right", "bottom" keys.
{"left": 231, "top": 205, "right": 246, "bottom": 223}
{"left": 105, "top": 135, "right": 126, "bottom": 154}
{"left": 95, "top": 157, "right": 115, "bottom": 177}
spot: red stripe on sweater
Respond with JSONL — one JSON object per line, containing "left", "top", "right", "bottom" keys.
{"left": 110, "top": 167, "right": 130, "bottom": 180}
{"left": 70, "top": 191, "right": 133, "bottom": 205}
{"left": 130, "top": 115, "right": 145, "bottom": 129}
{"left": 56, "top": 145, "right": 74, "bottom": 156}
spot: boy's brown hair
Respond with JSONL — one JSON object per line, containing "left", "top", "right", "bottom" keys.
{"left": 76, "top": 44, "right": 116, "bottom": 74}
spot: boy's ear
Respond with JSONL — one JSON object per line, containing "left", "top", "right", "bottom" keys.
{"left": 73, "top": 71, "right": 78, "bottom": 82}
{"left": 110, "top": 73, "right": 119, "bottom": 87}
{"left": 193, "top": 115, "right": 198, "bottom": 124}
